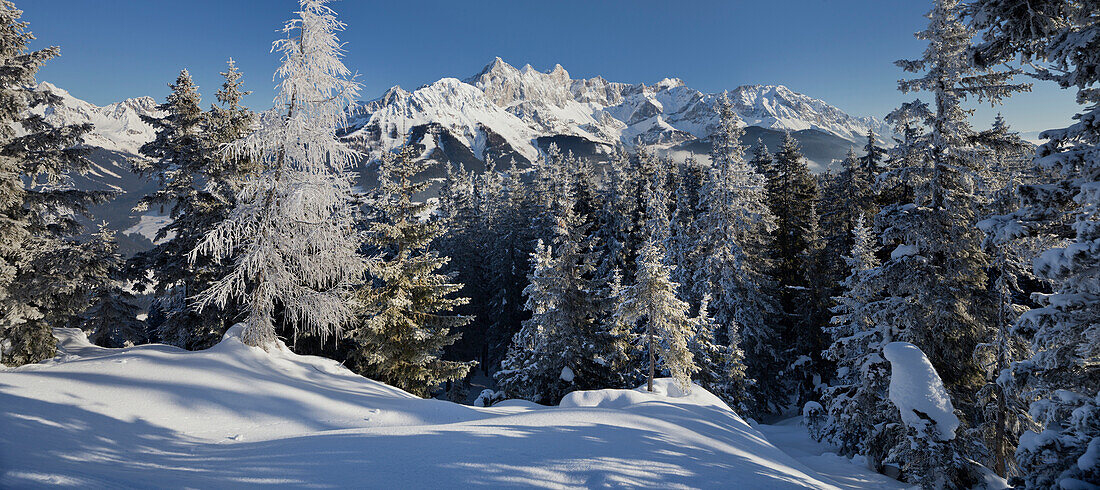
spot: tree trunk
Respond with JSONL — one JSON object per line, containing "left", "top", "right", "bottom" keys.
{"left": 647, "top": 320, "right": 655, "bottom": 392}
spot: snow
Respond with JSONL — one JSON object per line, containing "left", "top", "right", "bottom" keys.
{"left": 123, "top": 213, "right": 174, "bottom": 244}
{"left": 890, "top": 244, "right": 919, "bottom": 260}
{"left": 31, "top": 81, "right": 160, "bottom": 155}
{"left": 882, "top": 342, "right": 960, "bottom": 441}
{"left": 2, "top": 327, "right": 901, "bottom": 488}
{"left": 756, "top": 418, "right": 908, "bottom": 490}
{"left": 559, "top": 365, "right": 574, "bottom": 382}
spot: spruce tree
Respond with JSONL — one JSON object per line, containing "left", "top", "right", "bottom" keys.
{"left": 970, "top": 1, "right": 1100, "bottom": 486}
{"left": 0, "top": 1, "right": 112, "bottom": 365}
{"left": 79, "top": 226, "right": 146, "bottom": 348}
{"left": 767, "top": 131, "right": 825, "bottom": 405}
{"left": 876, "top": 0, "right": 1029, "bottom": 404}
{"left": 617, "top": 184, "right": 697, "bottom": 392}
{"left": 496, "top": 189, "right": 627, "bottom": 403}
{"left": 815, "top": 216, "right": 889, "bottom": 457}
{"left": 192, "top": 0, "right": 365, "bottom": 347}
{"left": 346, "top": 146, "right": 475, "bottom": 397}
{"left": 133, "top": 69, "right": 230, "bottom": 349}
{"left": 484, "top": 161, "right": 535, "bottom": 370}
{"left": 696, "top": 95, "right": 780, "bottom": 413}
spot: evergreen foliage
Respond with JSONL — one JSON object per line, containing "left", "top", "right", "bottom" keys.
{"left": 0, "top": 1, "right": 113, "bottom": 366}
{"left": 347, "top": 146, "right": 475, "bottom": 397}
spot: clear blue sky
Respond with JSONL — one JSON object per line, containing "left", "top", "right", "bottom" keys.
{"left": 22, "top": 0, "right": 1080, "bottom": 135}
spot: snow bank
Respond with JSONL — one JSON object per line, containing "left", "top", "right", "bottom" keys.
{"left": 882, "top": 341, "right": 959, "bottom": 441}
{"left": 2, "top": 327, "right": 887, "bottom": 488}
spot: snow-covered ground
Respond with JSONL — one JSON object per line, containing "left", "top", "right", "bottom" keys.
{"left": 1, "top": 328, "right": 905, "bottom": 488}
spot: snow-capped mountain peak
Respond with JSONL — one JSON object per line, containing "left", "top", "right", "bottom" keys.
{"left": 31, "top": 81, "right": 160, "bottom": 155}
{"left": 344, "top": 58, "right": 889, "bottom": 165}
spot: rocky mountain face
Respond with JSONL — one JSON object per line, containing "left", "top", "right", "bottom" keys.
{"left": 33, "top": 81, "right": 161, "bottom": 156}
{"left": 343, "top": 57, "right": 889, "bottom": 169}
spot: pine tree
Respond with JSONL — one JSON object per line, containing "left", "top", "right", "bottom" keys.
{"left": 816, "top": 216, "right": 890, "bottom": 457}
{"left": 497, "top": 232, "right": 625, "bottom": 402}
{"left": 669, "top": 155, "right": 707, "bottom": 311}
{"left": 690, "top": 293, "right": 750, "bottom": 410}
{"left": 0, "top": 1, "right": 112, "bottom": 365}
{"left": 971, "top": 115, "right": 1041, "bottom": 479}
{"left": 819, "top": 148, "right": 874, "bottom": 306}
{"left": 346, "top": 146, "right": 475, "bottom": 397}
{"left": 483, "top": 161, "right": 535, "bottom": 370}
{"left": 79, "top": 227, "right": 146, "bottom": 348}
{"left": 132, "top": 69, "right": 236, "bottom": 349}
{"left": 192, "top": 0, "right": 365, "bottom": 347}
{"left": 970, "top": 1, "right": 1100, "bottom": 486}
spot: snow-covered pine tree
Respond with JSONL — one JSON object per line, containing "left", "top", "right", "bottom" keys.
{"left": 819, "top": 148, "right": 873, "bottom": 307}
{"left": 618, "top": 182, "right": 697, "bottom": 392}
{"left": 192, "top": 0, "right": 365, "bottom": 347}
{"left": 484, "top": 160, "right": 535, "bottom": 370}
{"left": 669, "top": 155, "right": 707, "bottom": 311}
{"left": 0, "top": 1, "right": 114, "bottom": 365}
{"left": 767, "top": 131, "right": 826, "bottom": 405}
{"left": 749, "top": 138, "right": 774, "bottom": 178}
{"left": 346, "top": 146, "right": 475, "bottom": 397}
{"left": 696, "top": 95, "right": 780, "bottom": 413}
{"left": 435, "top": 160, "right": 492, "bottom": 369}
{"left": 690, "top": 293, "right": 750, "bottom": 411}
{"left": 970, "top": 2, "right": 1100, "bottom": 486}
{"left": 592, "top": 148, "right": 631, "bottom": 284}
{"left": 876, "top": 0, "right": 1029, "bottom": 405}
{"left": 971, "top": 115, "right": 1041, "bottom": 478}
{"left": 861, "top": 129, "right": 887, "bottom": 183}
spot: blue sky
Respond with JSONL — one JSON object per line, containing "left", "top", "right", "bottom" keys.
{"left": 22, "top": 0, "right": 1080, "bottom": 134}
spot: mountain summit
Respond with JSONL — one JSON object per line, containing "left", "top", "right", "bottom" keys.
{"left": 344, "top": 57, "right": 889, "bottom": 165}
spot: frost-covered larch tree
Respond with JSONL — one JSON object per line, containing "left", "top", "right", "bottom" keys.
{"left": 970, "top": 1, "right": 1100, "bottom": 486}
{"left": 695, "top": 94, "right": 779, "bottom": 412}
{"left": 0, "top": 0, "right": 113, "bottom": 366}
{"left": 346, "top": 146, "right": 475, "bottom": 397}
{"left": 192, "top": 0, "right": 365, "bottom": 348}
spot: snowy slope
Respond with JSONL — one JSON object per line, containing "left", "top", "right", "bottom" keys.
{"left": 0, "top": 327, "right": 904, "bottom": 489}
{"left": 344, "top": 57, "right": 890, "bottom": 163}
{"left": 31, "top": 82, "right": 160, "bottom": 156}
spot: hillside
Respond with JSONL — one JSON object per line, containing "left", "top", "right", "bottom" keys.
{"left": 0, "top": 327, "right": 905, "bottom": 489}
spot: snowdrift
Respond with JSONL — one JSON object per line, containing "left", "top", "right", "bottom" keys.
{"left": 2, "top": 327, "right": 898, "bottom": 488}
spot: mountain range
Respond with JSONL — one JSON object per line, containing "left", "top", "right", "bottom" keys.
{"left": 343, "top": 58, "right": 888, "bottom": 171}
{"left": 34, "top": 58, "right": 889, "bottom": 253}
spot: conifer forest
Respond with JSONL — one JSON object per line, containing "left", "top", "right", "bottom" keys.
{"left": 0, "top": 0, "right": 1097, "bottom": 488}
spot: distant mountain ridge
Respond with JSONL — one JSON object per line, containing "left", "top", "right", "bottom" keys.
{"left": 343, "top": 57, "right": 889, "bottom": 167}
